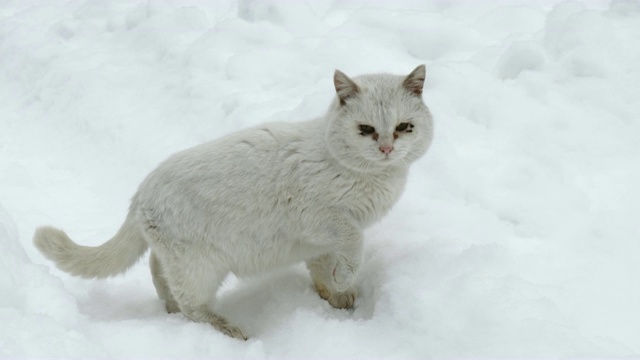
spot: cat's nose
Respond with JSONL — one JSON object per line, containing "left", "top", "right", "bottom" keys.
{"left": 379, "top": 145, "right": 394, "bottom": 155}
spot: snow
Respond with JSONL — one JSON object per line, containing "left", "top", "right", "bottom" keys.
{"left": 1, "top": 0, "right": 639, "bottom": 357}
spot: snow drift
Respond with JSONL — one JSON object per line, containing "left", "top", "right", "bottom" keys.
{"left": 1, "top": 0, "right": 639, "bottom": 357}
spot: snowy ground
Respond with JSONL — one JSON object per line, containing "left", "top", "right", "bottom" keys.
{"left": 2, "top": 0, "right": 640, "bottom": 357}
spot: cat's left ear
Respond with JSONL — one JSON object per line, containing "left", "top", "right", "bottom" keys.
{"left": 403, "top": 64, "right": 426, "bottom": 96}
{"left": 334, "top": 70, "right": 359, "bottom": 106}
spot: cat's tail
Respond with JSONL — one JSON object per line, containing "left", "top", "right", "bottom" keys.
{"left": 33, "top": 214, "right": 148, "bottom": 279}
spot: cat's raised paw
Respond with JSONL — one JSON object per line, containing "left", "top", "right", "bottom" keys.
{"left": 333, "top": 263, "right": 356, "bottom": 291}
{"left": 315, "top": 282, "right": 358, "bottom": 309}
{"left": 328, "top": 288, "right": 357, "bottom": 309}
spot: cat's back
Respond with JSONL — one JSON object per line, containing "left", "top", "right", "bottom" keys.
{"left": 134, "top": 120, "right": 323, "bottom": 206}
{"left": 175, "top": 120, "right": 311, "bottom": 168}
{"left": 131, "top": 118, "right": 333, "bottom": 251}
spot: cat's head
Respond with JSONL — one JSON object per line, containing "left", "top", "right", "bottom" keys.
{"left": 325, "top": 65, "right": 433, "bottom": 172}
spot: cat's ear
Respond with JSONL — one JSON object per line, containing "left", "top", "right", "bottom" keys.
{"left": 334, "top": 70, "right": 359, "bottom": 106}
{"left": 403, "top": 64, "right": 426, "bottom": 96}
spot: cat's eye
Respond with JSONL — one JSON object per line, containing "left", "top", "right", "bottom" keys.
{"left": 395, "top": 122, "right": 412, "bottom": 132}
{"left": 358, "top": 124, "right": 376, "bottom": 135}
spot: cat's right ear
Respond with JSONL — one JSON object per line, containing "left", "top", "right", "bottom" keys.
{"left": 403, "top": 64, "right": 426, "bottom": 97}
{"left": 334, "top": 70, "right": 359, "bottom": 106}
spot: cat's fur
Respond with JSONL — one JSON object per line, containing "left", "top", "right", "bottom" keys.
{"left": 34, "top": 65, "right": 433, "bottom": 340}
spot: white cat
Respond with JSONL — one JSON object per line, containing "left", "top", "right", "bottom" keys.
{"left": 34, "top": 65, "right": 433, "bottom": 340}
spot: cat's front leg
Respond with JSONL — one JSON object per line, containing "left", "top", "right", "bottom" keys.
{"left": 313, "top": 270, "right": 358, "bottom": 309}
{"left": 306, "top": 224, "right": 363, "bottom": 309}
{"left": 332, "top": 247, "right": 362, "bottom": 292}
{"left": 307, "top": 253, "right": 359, "bottom": 309}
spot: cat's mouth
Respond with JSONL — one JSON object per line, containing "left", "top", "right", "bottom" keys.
{"left": 378, "top": 150, "right": 407, "bottom": 163}
{"left": 360, "top": 149, "right": 405, "bottom": 166}
{"left": 377, "top": 153, "right": 399, "bottom": 163}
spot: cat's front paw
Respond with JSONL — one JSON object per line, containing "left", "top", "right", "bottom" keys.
{"left": 333, "top": 263, "right": 356, "bottom": 291}
{"left": 315, "top": 282, "right": 357, "bottom": 309}
{"left": 328, "top": 288, "right": 357, "bottom": 309}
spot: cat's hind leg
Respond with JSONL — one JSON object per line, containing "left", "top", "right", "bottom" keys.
{"left": 150, "top": 251, "right": 179, "bottom": 313}
{"left": 159, "top": 251, "right": 247, "bottom": 340}
{"left": 307, "top": 254, "right": 358, "bottom": 309}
